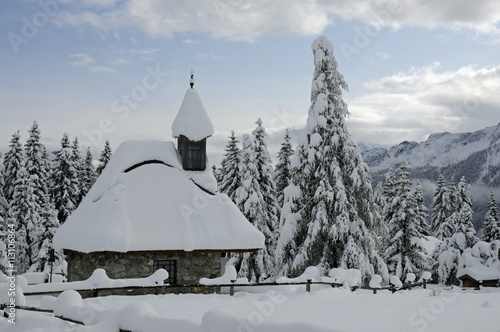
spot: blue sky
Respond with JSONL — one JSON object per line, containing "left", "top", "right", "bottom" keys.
{"left": 1, "top": 0, "right": 500, "bottom": 165}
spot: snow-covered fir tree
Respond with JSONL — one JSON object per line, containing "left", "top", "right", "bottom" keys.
{"left": 3, "top": 131, "right": 24, "bottom": 202}
{"left": 432, "top": 174, "right": 453, "bottom": 240}
{"left": 372, "top": 181, "right": 388, "bottom": 240}
{"left": 218, "top": 131, "right": 241, "bottom": 203}
{"left": 482, "top": 189, "right": 500, "bottom": 242}
{"left": 275, "top": 129, "right": 293, "bottom": 209}
{"left": 381, "top": 165, "right": 398, "bottom": 238}
{"left": 31, "top": 201, "right": 63, "bottom": 274}
{"left": 51, "top": 133, "right": 80, "bottom": 224}
{"left": 0, "top": 163, "right": 9, "bottom": 272}
{"left": 24, "top": 121, "right": 58, "bottom": 271}
{"left": 276, "top": 36, "right": 387, "bottom": 280}
{"left": 80, "top": 147, "right": 97, "bottom": 199}
{"left": 9, "top": 166, "right": 42, "bottom": 273}
{"left": 96, "top": 140, "right": 112, "bottom": 176}
{"left": 413, "top": 179, "right": 430, "bottom": 236}
{"left": 235, "top": 134, "right": 274, "bottom": 282}
{"left": 252, "top": 118, "right": 280, "bottom": 245}
{"left": 71, "top": 137, "right": 85, "bottom": 204}
{"left": 433, "top": 176, "right": 478, "bottom": 285}
{"left": 383, "top": 161, "right": 427, "bottom": 279}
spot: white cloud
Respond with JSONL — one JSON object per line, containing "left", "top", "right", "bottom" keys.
{"left": 69, "top": 53, "right": 95, "bottom": 66}
{"left": 347, "top": 63, "right": 500, "bottom": 145}
{"left": 88, "top": 65, "right": 115, "bottom": 73}
{"left": 53, "top": 0, "right": 500, "bottom": 41}
{"left": 109, "top": 58, "right": 130, "bottom": 65}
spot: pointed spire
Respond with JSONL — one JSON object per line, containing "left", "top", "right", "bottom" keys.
{"left": 190, "top": 70, "right": 195, "bottom": 89}
{"left": 172, "top": 70, "right": 214, "bottom": 141}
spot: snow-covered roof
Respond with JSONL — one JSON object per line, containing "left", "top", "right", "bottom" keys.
{"left": 53, "top": 140, "right": 264, "bottom": 253}
{"left": 171, "top": 87, "right": 214, "bottom": 141}
{"left": 457, "top": 266, "right": 500, "bottom": 281}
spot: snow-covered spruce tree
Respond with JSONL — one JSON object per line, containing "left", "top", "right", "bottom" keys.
{"left": 218, "top": 131, "right": 242, "bottom": 203}
{"left": 381, "top": 165, "right": 398, "bottom": 239}
{"left": 3, "top": 131, "right": 24, "bottom": 203}
{"left": 0, "top": 164, "right": 9, "bottom": 273}
{"left": 276, "top": 36, "right": 387, "bottom": 280}
{"left": 24, "top": 121, "right": 58, "bottom": 271}
{"left": 372, "top": 181, "right": 388, "bottom": 241}
{"left": 9, "top": 166, "right": 43, "bottom": 273}
{"left": 275, "top": 129, "right": 293, "bottom": 209}
{"left": 234, "top": 134, "right": 274, "bottom": 282}
{"left": 96, "top": 140, "right": 112, "bottom": 176}
{"left": 50, "top": 133, "right": 80, "bottom": 224}
{"left": 432, "top": 174, "right": 452, "bottom": 239}
{"left": 482, "top": 189, "right": 500, "bottom": 242}
{"left": 80, "top": 147, "right": 97, "bottom": 199}
{"left": 31, "top": 201, "right": 64, "bottom": 274}
{"left": 252, "top": 118, "right": 280, "bottom": 245}
{"left": 383, "top": 161, "right": 427, "bottom": 279}
{"left": 414, "top": 179, "right": 430, "bottom": 236}
{"left": 433, "top": 176, "right": 478, "bottom": 285}
{"left": 71, "top": 137, "right": 84, "bottom": 204}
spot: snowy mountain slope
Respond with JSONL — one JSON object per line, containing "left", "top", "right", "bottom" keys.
{"left": 360, "top": 122, "right": 500, "bottom": 230}
{"left": 362, "top": 122, "right": 500, "bottom": 187}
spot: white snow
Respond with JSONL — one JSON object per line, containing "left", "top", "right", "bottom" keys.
{"left": 200, "top": 265, "right": 238, "bottom": 285}
{"left": 6, "top": 286, "right": 500, "bottom": 332}
{"left": 53, "top": 140, "right": 264, "bottom": 253}
{"left": 276, "top": 266, "right": 321, "bottom": 283}
{"left": 369, "top": 274, "right": 383, "bottom": 288}
{"left": 172, "top": 88, "right": 214, "bottom": 141}
{"left": 17, "top": 268, "right": 169, "bottom": 294}
{"left": 390, "top": 275, "right": 403, "bottom": 288}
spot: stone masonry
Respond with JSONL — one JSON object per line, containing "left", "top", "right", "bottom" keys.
{"left": 66, "top": 251, "right": 222, "bottom": 294}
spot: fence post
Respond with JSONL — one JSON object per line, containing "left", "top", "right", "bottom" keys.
{"left": 306, "top": 279, "right": 312, "bottom": 293}
{"left": 373, "top": 289, "right": 377, "bottom": 295}
{"left": 423, "top": 280, "right": 427, "bottom": 289}
{"left": 230, "top": 280, "right": 236, "bottom": 296}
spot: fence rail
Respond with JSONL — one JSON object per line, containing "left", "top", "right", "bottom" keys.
{"left": 20, "top": 278, "right": 427, "bottom": 297}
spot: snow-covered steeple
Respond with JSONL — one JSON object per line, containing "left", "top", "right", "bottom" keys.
{"left": 172, "top": 71, "right": 214, "bottom": 171}
{"left": 172, "top": 71, "right": 214, "bottom": 141}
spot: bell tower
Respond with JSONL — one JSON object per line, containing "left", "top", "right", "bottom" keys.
{"left": 171, "top": 71, "right": 214, "bottom": 171}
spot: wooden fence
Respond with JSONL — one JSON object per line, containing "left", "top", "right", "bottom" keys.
{"left": 1, "top": 280, "right": 427, "bottom": 331}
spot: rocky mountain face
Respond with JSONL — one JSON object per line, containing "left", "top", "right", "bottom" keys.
{"left": 360, "top": 122, "right": 500, "bottom": 231}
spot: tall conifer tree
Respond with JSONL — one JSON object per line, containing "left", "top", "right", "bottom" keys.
{"left": 276, "top": 36, "right": 387, "bottom": 279}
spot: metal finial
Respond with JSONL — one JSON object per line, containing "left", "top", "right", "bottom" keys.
{"left": 190, "top": 70, "right": 195, "bottom": 88}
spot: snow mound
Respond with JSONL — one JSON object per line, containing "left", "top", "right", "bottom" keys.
{"left": 172, "top": 88, "right": 214, "bottom": 141}
{"left": 54, "top": 290, "right": 82, "bottom": 319}
{"left": 276, "top": 266, "right": 320, "bottom": 283}
{"left": 119, "top": 302, "right": 157, "bottom": 332}
{"left": 327, "top": 268, "right": 345, "bottom": 283}
{"left": 406, "top": 273, "right": 416, "bottom": 283}
{"left": 21, "top": 269, "right": 170, "bottom": 294}
{"left": 200, "top": 265, "right": 237, "bottom": 285}
{"left": 421, "top": 271, "right": 432, "bottom": 281}
{"left": 390, "top": 276, "right": 403, "bottom": 288}
{"left": 369, "top": 274, "right": 382, "bottom": 289}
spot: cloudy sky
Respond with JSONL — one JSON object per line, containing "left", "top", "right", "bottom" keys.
{"left": 1, "top": 0, "right": 500, "bottom": 165}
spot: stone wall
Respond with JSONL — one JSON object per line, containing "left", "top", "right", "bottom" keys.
{"left": 67, "top": 251, "right": 222, "bottom": 294}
